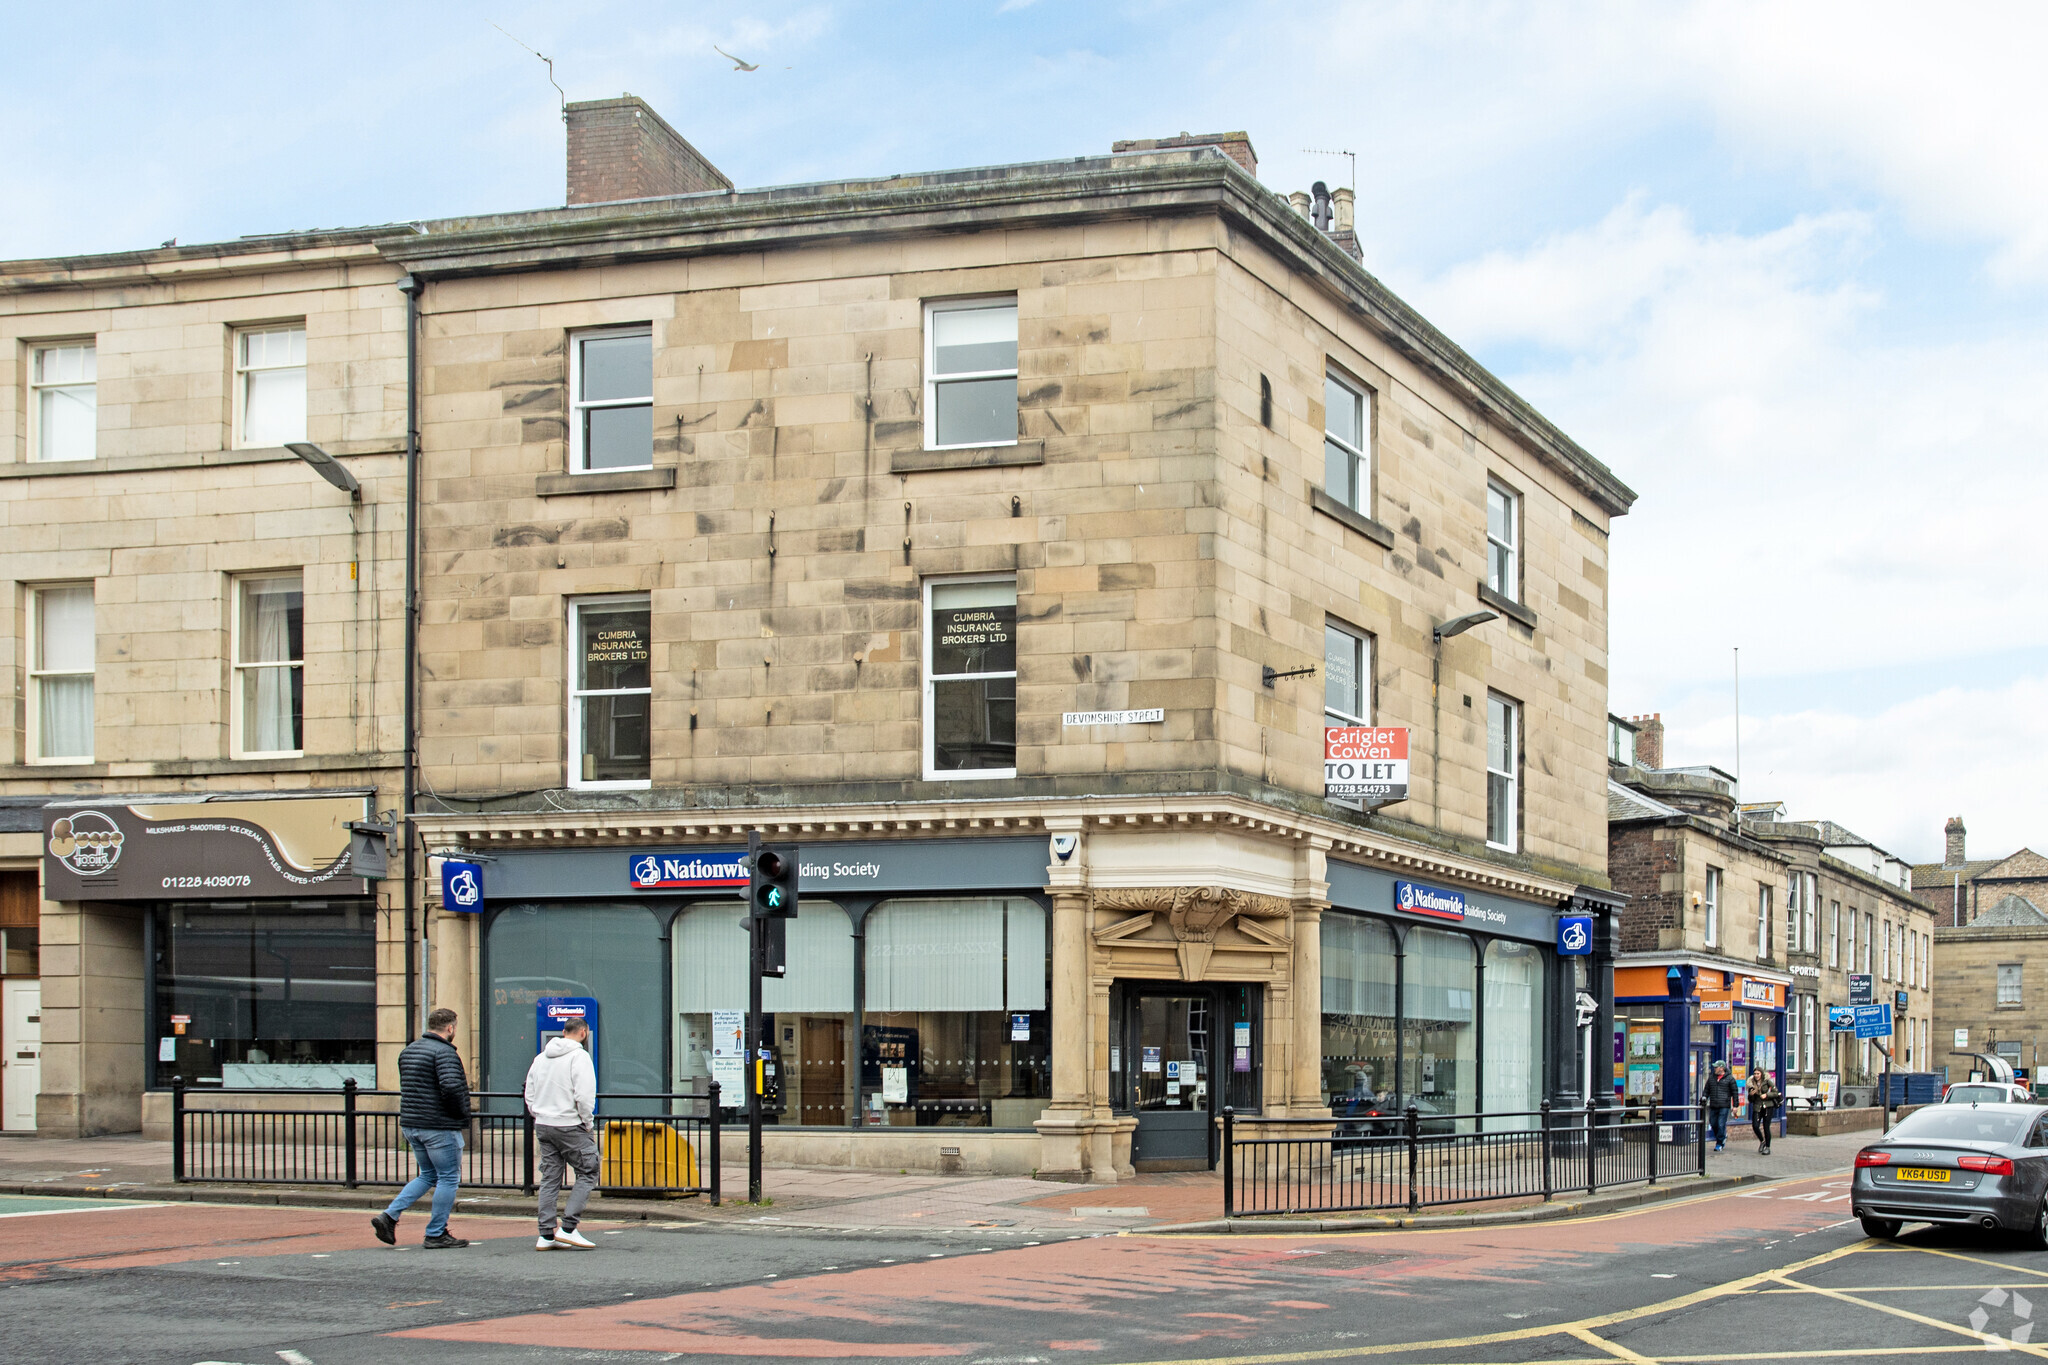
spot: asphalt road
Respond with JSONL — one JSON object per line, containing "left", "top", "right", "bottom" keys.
{"left": 8, "top": 1176, "right": 2048, "bottom": 1363}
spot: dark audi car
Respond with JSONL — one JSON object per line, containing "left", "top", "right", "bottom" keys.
{"left": 1852, "top": 1103, "right": 2048, "bottom": 1245}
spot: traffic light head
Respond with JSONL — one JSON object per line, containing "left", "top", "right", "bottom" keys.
{"left": 748, "top": 843, "right": 798, "bottom": 918}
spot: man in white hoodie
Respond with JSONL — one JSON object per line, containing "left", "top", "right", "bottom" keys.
{"left": 524, "top": 1015, "right": 600, "bottom": 1249}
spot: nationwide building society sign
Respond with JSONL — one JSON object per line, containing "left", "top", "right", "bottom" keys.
{"left": 1324, "top": 727, "right": 1409, "bottom": 803}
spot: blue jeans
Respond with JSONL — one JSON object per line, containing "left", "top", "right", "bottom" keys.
{"left": 388, "top": 1127, "right": 465, "bottom": 1237}
{"left": 1707, "top": 1107, "right": 1730, "bottom": 1147}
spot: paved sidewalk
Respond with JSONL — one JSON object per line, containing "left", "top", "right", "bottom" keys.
{"left": 0, "top": 1123, "right": 1872, "bottom": 1236}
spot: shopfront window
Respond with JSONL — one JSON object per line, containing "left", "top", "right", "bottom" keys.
{"left": 674, "top": 901, "right": 854, "bottom": 1126}
{"left": 861, "top": 897, "right": 1048, "bottom": 1127}
{"left": 1321, "top": 913, "right": 1397, "bottom": 1117}
{"left": 1485, "top": 939, "right": 1548, "bottom": 1114}
{"left": 484, "top": 903, "right": 666, "bottom": 1112}
{"left": 1404, "top": 927, "right": 1477, "bottom": 1129}
{"left": 149, "top": 900, "right": 375, "bottom": 1089}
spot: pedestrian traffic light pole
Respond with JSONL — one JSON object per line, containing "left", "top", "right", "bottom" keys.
{"left": 743, "top": 830, "right": 798, "bottom": 1205}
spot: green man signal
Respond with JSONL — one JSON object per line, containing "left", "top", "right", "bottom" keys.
{"left": 749, "top": 844, "right": 799, "bottom": 920}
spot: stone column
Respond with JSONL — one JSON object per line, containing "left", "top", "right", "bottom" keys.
{"left": 1034, "top": 821, "right": 1097, "bottom": 1180}
{"left": 38, "top": 894, "right": 145, "bottom": 1137}
{"left": 1290, "top": 839, "right": 1332, "bottom": 1116}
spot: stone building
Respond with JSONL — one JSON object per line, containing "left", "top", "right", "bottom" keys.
{"left": 3, "top": 97, "right": 1636, "bottom": 1177}
{"left": 1933, "top": 898, "right": 2048, "bottom": 1080}
{"left": 0, "top": 231, "right": 412, "bottom": 1135}
{"left": 1912, "top": 816, "right": 2048, "bottom": 928}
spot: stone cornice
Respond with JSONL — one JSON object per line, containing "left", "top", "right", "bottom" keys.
{"left": 0, "top": 233, "right": 402, "bottom": 295}
{"left": 411, "top": 791, "right": 1579, "bottom": 907}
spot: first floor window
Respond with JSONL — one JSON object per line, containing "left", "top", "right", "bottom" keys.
{"left": 1828, "top": 901, "right": 1840, "bottom": 967}
{"left": 1999, "top": 963, "right": 2023, "bottom": 1005}
{"left": 570, "top": 595, "right": 651, "bottom": 787}
{"left": 234, "top": 573, "right": 304, "bottom": 755}
{"left": 1803, "top": 874, "right": 1817, "bottom": 952}
{"left": 31, "top": 583, "right": 95, "bottom": 761}
{"left": 1757, "top": 885, "right": 1773, "bottom": 959}
{"left": 235, "top": 324, "right": 307, "bottom": 448}
{"left": 31, "top": 341, "right": 96, "bottom": 461}
{"left": 1704, "top": 867, "right": 1721, "bottom": 947}
{"left": 925, "top": 299, "right": 1018, "bottom": 448}
{"left": 1485, "top": 692, "right": 1519, "bottom": 852}
{"left": 571, "top": 326, "right": 654, "bottom": 471}
{"left": 925, "top": 577, "right": 1016, "bottom": 777}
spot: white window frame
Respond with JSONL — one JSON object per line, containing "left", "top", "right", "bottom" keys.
{"left": 29, "top": 340, "right": 97, "bottom": 462}
{"left": 1881, "top": 921, "right": 1892, "bottom": 981}
{"left": 1322, "top": 367, "right": 1371, "bottom": 513}
{"left": 1484, "top": 691, "right": 1519, "bottom": 853}
{"left": 1486, "top": 479, "right": 1520, "bottom": 601}
{"left": 1323, "top": 620, "right": 1371, "bottom": 727}
{"left": 1803, "top": 874, "right": 1817, "bottom": 953}
{"left": 922, "top": 298, "right": 1019, "bottom": 452}
{"left": 1999, "top": 963, "right": 2023, "bottom": 1005}
{"left": 232, "top": 323, "right": 308, "bottom": 449}
{"left": 231, "top": 571, "right": 306, "bottom": 759}
{"left": 568, "top": 325, "right": 654, "bottom": 473}
{"left": 1757, "top": 884, "right": 1772, "bottom": 960}
{"left": 1828, "top": 900, "right": 1840, "bottom": 968}
{"left": 1704, "top": 867, "right": 1721, "bottom": 948}
{"left": 920, "top": 573, "right": 1018, "bottom": 782}
{"left": 567, "top": 593, "right": 653, "bottom": 791}
{"left": 28, "top": 582, "right": 94, "bottom": 763}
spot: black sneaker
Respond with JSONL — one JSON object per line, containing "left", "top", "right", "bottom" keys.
{"left": 371, "top": 1213, "right": 396, "bottom": 1245}
{"left": 423, "top": 1233, "right": 470, "bottom": 1249}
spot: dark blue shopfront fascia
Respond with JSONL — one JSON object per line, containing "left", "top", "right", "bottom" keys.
{"left": 1325, "top": 858, "right": 1561, "bottom": 944}
{"left": 473, "top": 838, "right": 1053, "bottom": 1109}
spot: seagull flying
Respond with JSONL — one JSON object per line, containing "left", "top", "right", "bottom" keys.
{"left": 714, "top": 45, "right": 758, "bottom": 72}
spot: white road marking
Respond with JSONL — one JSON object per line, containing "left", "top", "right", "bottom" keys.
{"left": 0, "top": 1202, "right": 167, "bottom": 1219}
{"left": 278, "top": 1352, "right": 316, "bottom": 1365}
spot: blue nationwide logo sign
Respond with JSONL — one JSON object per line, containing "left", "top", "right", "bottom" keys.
{"left": 629, "top": 852, "right": 748, "bottom": 891}
{"left": 1394, "top": 879, "right": 1467, "bottom": 922}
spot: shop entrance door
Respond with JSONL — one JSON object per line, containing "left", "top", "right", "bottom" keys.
{"left": 2, "top": 981, "right": 39, "bottom": 1133}
{"left": 1130, "top": 991, "right": 1214, "bottom": 1170}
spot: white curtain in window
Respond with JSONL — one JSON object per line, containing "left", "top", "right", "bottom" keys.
{"left": 247, "top": 586, "right": 296, "bottom": 752}
{"left": 36, "top": 585, "right": 94, "bottom": 758}
{"left": 866, "top": 898, "right": 1036, "bottom": 1011}
{"left": 673, "top": 901, "right": 852, "bottom": 1013}
{"left": 1321, "top": 913, "right": 1397, "bottom": 1017}
{"left": 1484, "top": 939, "right": 1546, "bottom": 1114}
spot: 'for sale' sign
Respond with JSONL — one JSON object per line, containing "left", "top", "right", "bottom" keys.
{"left": 1324, "top": 727, "right": 1410, "bottom": 803}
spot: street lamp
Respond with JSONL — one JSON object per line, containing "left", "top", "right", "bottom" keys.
{"left": 285, "top": 442, "right": 361, "bottom": 501}
{"left": 1431, "top": 609, "right": 1498, "bottom": 829}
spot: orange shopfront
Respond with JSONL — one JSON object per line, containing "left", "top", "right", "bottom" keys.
{"left": 1614, "top": 961, "right": 1788, "bottom": 1133}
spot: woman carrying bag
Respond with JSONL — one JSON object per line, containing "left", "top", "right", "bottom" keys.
{"left": 1747, "top": 1068, "right": 1782, "bottom": 1155}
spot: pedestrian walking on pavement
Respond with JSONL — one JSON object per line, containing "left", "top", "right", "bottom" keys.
{"left": 1747, "top": 1068, "right": 1781, "bottom": 1155}
{"left": 525, "top": 1014, "right": 601, "bottom": 1250}
{"left": 1702, "top": 1061, "right": 1736, "bottom": 1153}
{"left": 372, "top": 1007, "right": 473, "bottom": 1249}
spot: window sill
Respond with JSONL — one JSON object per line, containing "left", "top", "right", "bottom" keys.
{"left": 1477, "top": 582, "right": 1538, "bottom": 631}
{"left": 1309, "top": 486, "right": 1396, "bottom": 550}
{"left": 0, "top": 444, "right": 400, "bottom": 480}
{"left": 0, "top": 752, "right": 400, "bottom": 781}
{"left": 537, "top": 467, "right": 676, "bottom": 497}
{"left": 893, "top": 442, "right": 1043, "bottom": 474}
{"left": 568, "top": 780, "right": 653, "bottom": 792}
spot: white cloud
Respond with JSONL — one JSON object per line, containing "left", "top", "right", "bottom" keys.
{"left": 1666, "top": 676, "right": 2048, "bottom": 864}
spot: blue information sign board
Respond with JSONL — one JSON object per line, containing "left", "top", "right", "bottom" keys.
{"left": 1852, "top": 1003, "right": 1893, "bottom": 1040}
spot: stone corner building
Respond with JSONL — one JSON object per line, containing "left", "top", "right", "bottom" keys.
{"left": 3, "top": 97, "right": 1636, "bottom": 1178}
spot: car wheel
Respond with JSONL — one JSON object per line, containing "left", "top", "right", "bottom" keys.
{"left": 1860, "top": 1216, "right": 1902, "bottom": 1240}
{"left": 2029, "top": 1200, "right": 2048, "bottom": 1253}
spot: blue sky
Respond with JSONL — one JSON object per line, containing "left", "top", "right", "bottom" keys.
{"left": 11, "top": 1, "right": 2045, "bottom": 862}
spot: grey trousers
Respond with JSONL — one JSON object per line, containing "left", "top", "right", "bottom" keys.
{"left": 537, "top": 1124, "right": 601, "bottom": 1234}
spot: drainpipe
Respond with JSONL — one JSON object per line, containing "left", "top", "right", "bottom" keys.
{"left": 397, "top": 271, "right": 424, "bottom": 1037}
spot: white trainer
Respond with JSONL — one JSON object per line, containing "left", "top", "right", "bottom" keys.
{"left": 552, "top": 1228, "right": 596, "bottom": 1249}
{"left": 534, "top": 1235, "right": 561, "bottom": 1250}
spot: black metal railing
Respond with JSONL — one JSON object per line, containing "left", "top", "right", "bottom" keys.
{"left": 1223, "top": 1101, "right": 1707, "bottom": 1217}
{"left": 171, "top": 1078, "right": 720, "bottom": 1204}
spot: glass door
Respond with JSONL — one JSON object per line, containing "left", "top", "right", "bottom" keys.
{"left": 1119, "top": 983, "right": 1262, "bottom": 1171}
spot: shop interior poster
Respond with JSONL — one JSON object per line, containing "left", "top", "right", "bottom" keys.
{"left": 709, "top": 1009, "right": 744, "bottom": 1096}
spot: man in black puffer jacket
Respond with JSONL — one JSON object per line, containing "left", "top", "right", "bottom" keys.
{"left": 371, "top": 1008, "right": 473, "bottom": 1249}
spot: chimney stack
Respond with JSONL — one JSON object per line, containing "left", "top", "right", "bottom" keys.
{"left": 565, "top": 94, "right": 731, "bottom": 206}
{"left": 1329, "top": 186, "right": 1362, "bottom": 262}
{"left": 1111, "top": 131, "right": 1258, "bottom": 178}
{"left": 1288, "top": 190, "right": 1312, "bottom": 219}
{"left": 1945, "top": 815, "right": 1967, "bottom": 867}
{"left": 1630, "top": 713, "right": 1665, "bottom": 770}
